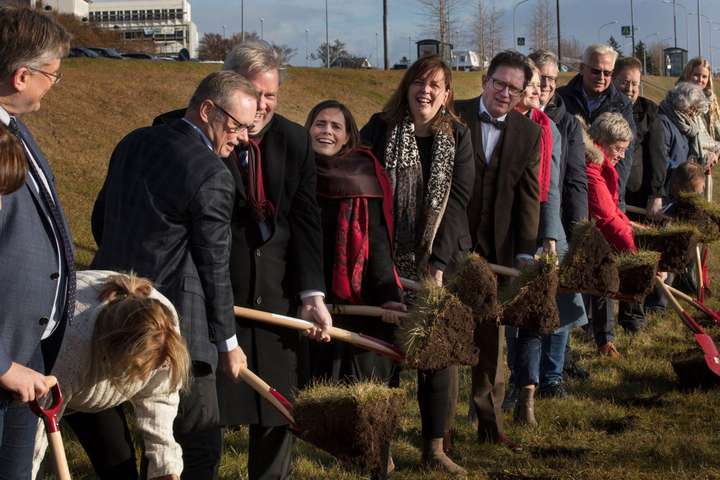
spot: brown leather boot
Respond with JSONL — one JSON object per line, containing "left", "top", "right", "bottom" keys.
{"left": 513, "top": 385, "right": 538, "bottom": 427}
{"left": 421, "top": 437, "right": 467, "bottom": 476}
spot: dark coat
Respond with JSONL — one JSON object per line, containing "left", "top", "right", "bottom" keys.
{"left": 543, "top": 94, "right": 589, "bottom": 238}
{"left": 359, "top": 113, "right": 475, "bottom": 272}
{"left": 0, "top": 118, "right": 74, "bottom": 384}
{"left": 625, "top": 97, "right": 667, "bottom": 207}
{"left": 557, "top": 74, "right": 636, "bottom": 207}
{"left": 454, "top": 97, "right": 541, "bottom": 267}
{"left": 91, "top": 119, "right": 236, "bottom": 370}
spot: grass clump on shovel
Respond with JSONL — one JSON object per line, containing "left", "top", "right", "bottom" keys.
{"left": 633, "top": 224, "right": 700, "bottom": 273}
{"left": 559, "top": 220, "right": 619, "bottom": 295}
{"left": 447, "top": 252, "right": 499, "bottom": 326}
{"left": 672, "top": 192, "right": 720, "bottom": 243}
{"left": 397, "top": 281, "right": 478, "bottom": 370}
{"left": 613, "top": 250, "right": 661, "bottom": 301}
{"left": 499, "top": 254, "right": 560, "bottom": 334}
{"left": 293, "top": 381, "right": 405, "bottom": 474}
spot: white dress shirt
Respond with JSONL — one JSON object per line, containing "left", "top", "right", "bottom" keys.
{"left": 478, "top": 97, "right": 508, "bottom": 164}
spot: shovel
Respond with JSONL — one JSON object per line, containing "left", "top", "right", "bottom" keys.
{"left": 325, "top": 304, "right": 408, "bottom": 319}
{"left": 656, "top": 277, "right": 720, "bottom": 377}
{"left": 664, "top": 282, "right": 720, "bottom": 325}
{"left": 399, "top": 260, "right": 522, "bottom": 292}
{"left": 234, "top": 306, "right": 404, "bottom": 362}
{"left": 30, "top": 379, "right": 70, "bottom": 480}
{"left": 238, "top": 367, "right": 295, "bottom": 426}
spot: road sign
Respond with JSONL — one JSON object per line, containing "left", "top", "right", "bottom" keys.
{"left": 517, "top": 37, "right": 525, "bottom": 47}
{"left": 621, "top": 25, "right": 631, "bottom": 36}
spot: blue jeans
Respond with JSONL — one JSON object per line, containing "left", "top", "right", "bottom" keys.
{"left": 540, "top": 328, "right": 570, "bottom": 387}
{"left": 0, "top": 400, "right": 38, "bottom": 480}
{"left": 586, "top": 295, "right": 615, "bottom": 346}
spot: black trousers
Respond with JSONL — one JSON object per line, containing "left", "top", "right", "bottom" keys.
{"left": 417, "top": 367, "right": 452, "bottom": 439}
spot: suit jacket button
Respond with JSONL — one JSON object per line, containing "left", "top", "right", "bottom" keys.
{"left": 255, "top": 296, "right": 262, "bottom": 305}
{"left": 39, "top": 317, "right": 49, "bottom": 326}
{"left": 256, "top": 249, "right": 262, "bottom": 257}
{"left": 50, "top": 272, "right": 59, "bottom": 280}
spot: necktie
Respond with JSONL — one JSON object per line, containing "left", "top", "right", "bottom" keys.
{"left": 479, "top": 111, "right": 506, "bottom": 130}
{"left": 9, "top": 117, "right": 76, "bottom": 325}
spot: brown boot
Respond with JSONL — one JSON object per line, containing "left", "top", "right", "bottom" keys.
{"left": 421, "top": 438, "right": 467, "bottom": 476}
{"left": 513, "top": 385, "right": 538, "bottom": 427}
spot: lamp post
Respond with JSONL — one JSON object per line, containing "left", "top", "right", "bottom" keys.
{"left": 597, "top": 20, "right": 619, "bottom": 42}
{"left": 689, "top": 11, "right": 711, "bottom": 57}
{"left": 662, "top": 0, "right": 689, "bottom": 50}
{"left": 630, "top": 0, "right": 636, "bottom": 57}
{"left": 325, "top": 0, "right": 329, "bottom": 69}
{"left": 260, "top": 17, "right": 264, "bottom": 40}
{"left": 222, "top": 24, "right": 227, "bottom": 39}
{"left": 241, "top": 0, "right": 244, "bottom": 42}
{"left": 408, "top": 35, "right": 412, "bottom": 62}
{"left": 513, "top": 0, "right": 530, "bottom": 50}
{"left": 305, "top": 28, "right": 309, "bottom": 66}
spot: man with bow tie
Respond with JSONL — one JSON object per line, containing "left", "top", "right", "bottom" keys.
{"left": 0, "top": 7, "right": 73, "bottom": 478}
{"left": 454, "top": 50, "right": 541, "bottom": 451}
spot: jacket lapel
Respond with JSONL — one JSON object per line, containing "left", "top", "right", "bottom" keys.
{"left": 260, "top": 118, "right": 286, "bottom": 214}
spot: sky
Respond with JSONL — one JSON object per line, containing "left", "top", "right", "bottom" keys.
{"left": 97, "top": 1, "right": 720, "bottom": 67}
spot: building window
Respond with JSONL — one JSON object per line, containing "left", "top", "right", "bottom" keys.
{"left": 176, "top": 9, "right": 183, "bottom": 20}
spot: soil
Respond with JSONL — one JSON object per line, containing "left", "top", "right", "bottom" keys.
{"left": 673, "top": 193, "right": 720, "bottom": 243}
{"left": 559, "top": 221, "right": 619, "bottom": 295}
{"left": 448, "top": 253, "right": 499, "bottom": 326}
{"left": 500, "top": 257, "right": 560, "bottom": 334}
{"left": 634, "top": 226, "right": 700, "bottom": 273}
{"left": 614, "top": 252, "right": 660, "bottom": 302}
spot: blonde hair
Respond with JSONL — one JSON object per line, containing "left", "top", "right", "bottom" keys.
{"left": 90, "top": 274, "right": 190, "bottom": 393}
{"left": 223, "top": 39, "right": 286, "bottom": 83}
{"left": 679, "top": 57, "right": 720, "bottom": 131}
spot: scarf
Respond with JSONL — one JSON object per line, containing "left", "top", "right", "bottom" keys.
{"left": 246, "top": 139, "right": 275, "bottom": 223}
{"left": 530, "top": 108, "right": 553, "bottom": 203}
{"left": 659, "top": 98, "right": 703, "bottom": 161}
{"left": 383, "top": 115, "right": 455, "bottom": 278}
{"left": 317, "top": 148, "right": 401, "bottom": 303}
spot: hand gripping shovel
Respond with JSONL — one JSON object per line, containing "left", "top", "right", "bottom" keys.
{"left": 234, "top": 306, "right": 404, "bottom": 362}
{"left": 30, "top": 380, "right": 71, "bottom": 480}
{"left": 325, "top": 304, "right": 408, "bottom": 319}
{"left": 656, "top": 277, "right": 720, "bottom": 377}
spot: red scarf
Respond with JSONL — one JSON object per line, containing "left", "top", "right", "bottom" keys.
{"left": 246, "top": 139, "right": 275, "bottom": 222}
{"left": 531, "top": 108, "right": 553, "bottom": 203}
{"left": 319, "top": 147, "right": 402, "bottom": 303}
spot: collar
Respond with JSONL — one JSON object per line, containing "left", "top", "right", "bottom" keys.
{"left": 479, "top": 97, "right": 508, "bottom": 122}
{"left": 581, "top": 83, "right": 609, "bottom": 102}
{"left": 0, "top": 105, "right": 11, "bottom": 127}
{"left": 181, "top": 118, "right": 214, "bottom": 152}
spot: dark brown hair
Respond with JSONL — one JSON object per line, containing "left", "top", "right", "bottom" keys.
{"left": 669, "top": 161, "right": 705, "bottom": 198}
{"left": 304, "top": 99, "right": 360, "bottom": 157}
{"left": 613, "top": 56, "right": 642, "bottom": 76}
{"left": 0, "top": 122, "right": 26, "bottom": 197}
{"left": 90, "top": 273, "right": 190, "bottom": 393}
{"left": 0, "top": 6, "right": 71, "bottom": 80}
{"left": 487, "top": 50, "right": 533, "bottom": 86}
{"left": 381, "top": 55, "right": 461, "bottom": 135}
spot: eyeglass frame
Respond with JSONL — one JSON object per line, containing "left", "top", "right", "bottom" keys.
{"left": 26, "top": 65, "right": 63, "bottom": 85}
{"left": 488, "top": 77, "right": 525, "bottom": 97}
{"left": 211, "top": 102, "right": 253, "bottom": 134}
{"left": 587, "top": 66, "right": 613, "bottom": 78}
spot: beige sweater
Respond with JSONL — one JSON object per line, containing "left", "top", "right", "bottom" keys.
{"left": 32, "top": 270, "right": 183, "bottom": 479}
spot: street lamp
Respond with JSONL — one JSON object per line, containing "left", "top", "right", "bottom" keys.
{"left": 597, "top": 20, "right": 619, "bottom": 42}
{"left": 241, "top": 0, "right": 245, "bottom": 42}
{"left": 260, "top": 17, "right": 264, "bottom": 40}
{"left": 662, "top": 0, "right": 689, "bottom": 50}
{"left": 513, "top": 0, "right": 530, "bottom": 50}
{"left": 222, "top": 24, "right": 227, "bottom": 39}
{"left": 305, "top": 28, "right": 310, "bottom": 67}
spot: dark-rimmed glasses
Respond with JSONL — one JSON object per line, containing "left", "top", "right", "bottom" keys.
{"left": 588, "top": 67, "right": 613, "bottom": 77}
{"left": 26, "top": 66, "right": 62, "bottom": 85}
{"left": 489, "top": 78, "right": 524, "bottom": 97}
{"left": 213, "top": 103, "right": 252, "bottom": 134}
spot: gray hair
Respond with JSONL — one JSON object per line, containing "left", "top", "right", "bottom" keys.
{"left": 589, "top": 112, "right": 633, "bottom": 145}
{"left": 0, "top": 7, "right": 70, "bottom": 80}
{"left": 665, "top": 81, "right": 709, "bottom": 114}
{"left": 582, "top": 43, "right": 619, "bottom": 65}
{"left": 223, "top": 40, "right": 285, "bottom": 83}
{"left": 188, "top": 70, "right": 258, "bottom": 112}
{"left": 528, "top": 49, "right": 558, "bottom": 69}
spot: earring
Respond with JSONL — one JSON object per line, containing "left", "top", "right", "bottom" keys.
{"left": 441, "top": 105, "right": 447, "bottom": 116}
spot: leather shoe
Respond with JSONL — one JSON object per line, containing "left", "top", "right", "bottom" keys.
{"left": 598, "top": 341, "right": 621, "bottom": 358}
{"left": 495, "top": 434, "right": 523, "bottom": 453}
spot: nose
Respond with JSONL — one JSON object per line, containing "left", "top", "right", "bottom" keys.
{"left": 238, "top": 130, "right": 248, "bottom": 144}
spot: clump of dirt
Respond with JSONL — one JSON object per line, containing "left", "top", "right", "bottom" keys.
{"left": 398, "top": 282, "right": 479, "bottom": 370}
{"left": 559, "top": 221, "right": 619, "bottom": 295}
{"left": 633, "top": 224, "right": 700, "bottom": 273}
{"left": 293, "top": 381, "right": 405, "bottom": 475}
{"left": 672, "top": 349, "right": 720, "bottom": 390}
{"left": 672, "top": 192, "right": 720, "bottom": 243}
{"left": 447, "top": 252, "right": 499, "bottom": 326}
{"left": 613, "top": 250, "right": 661, "bottom": 301}
{"left": 500, "top": 255, "right": 560, "bottom": 334}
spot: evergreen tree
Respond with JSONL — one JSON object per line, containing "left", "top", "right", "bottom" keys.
{"left": 608, "top": 36, "right": 623, "bottom": 56}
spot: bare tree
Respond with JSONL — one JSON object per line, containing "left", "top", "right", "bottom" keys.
{"left": 559, "top": 37, "right": 583, "bottom": 67}
{"left": 648, "top": 40, "right": 671, "bottom": 76}
{"left": 473, "top": 0, "right": 504, "bottom": 66}
{"left": 417, "top": 0, "right": 467, "bottom": 61}
{"left": 529, "top": 0, "right": 554, "bottom": 52}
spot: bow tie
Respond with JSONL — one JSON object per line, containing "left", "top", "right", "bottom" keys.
{"left": 479, "top": 111, "right": 506, "bottom": 130}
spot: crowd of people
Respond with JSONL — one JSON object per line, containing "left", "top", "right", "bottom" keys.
{"left": 0, "top": 6, "right": 717, "bottom": 480}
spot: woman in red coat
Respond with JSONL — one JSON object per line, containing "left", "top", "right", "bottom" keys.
{"left": 581, "top": 112, "right": 636, "bottom": 358}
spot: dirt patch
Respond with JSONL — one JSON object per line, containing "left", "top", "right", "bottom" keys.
{"left": 614, "top": 394, "right": 666, "bottom": 409}
{"left": 293, "top": 382, "right": 405, "bottom": 475}
{"left": 591, "top": 416, "right": 637, "bottom": 435}
{"left": 448, "top": 253, "right": 499, "bottom": 326}
{"left": 398, "top": 284, "right": 479, "bottom": 370}
{"left": 614, "top": 250, "right": 661, "bottom": 301}
{"left": 500, "top": 255, "right": 560, "bottom": 334}
{"left": 672, "top": 349, "right": 720, "bottom": 390}
{"left": 560, "top": 221, "right": 619, "bottom": 295}
{"left": 634, "top": 224, "right": 700, "bottom": 273}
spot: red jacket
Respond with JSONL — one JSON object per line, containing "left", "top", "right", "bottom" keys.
{"left": 586, "top": 146, "right": 637, "bottom": 253}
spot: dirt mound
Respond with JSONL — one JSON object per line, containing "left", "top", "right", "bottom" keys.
{"left": 613, "top": 250, "right": 661, "bottom": 301}
{"left": 633, "top": 224, "right": 700, "bottom": 273}
{"left": 560, "top": 221, "right": 619, "bottom": 295}
{"left": 447, "top": 252, "right": 499, "bottom": 326}
{"left": 500, "top": 255, "right": 560, "bottom": 334}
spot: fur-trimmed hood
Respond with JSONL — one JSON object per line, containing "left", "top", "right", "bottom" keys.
{"left": 575, "top": 114, "right": 604, "bottom": 165}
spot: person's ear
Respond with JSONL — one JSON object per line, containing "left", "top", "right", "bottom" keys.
{"left": 10, "top": 67, "right": 30, "bottom": 93}
{"left": 198, "top": 100, "right": 214, "bottom": 124}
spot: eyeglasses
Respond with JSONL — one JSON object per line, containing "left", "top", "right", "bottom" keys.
{"left": 489, "top": 78, "right": 524, "bottom": 97}
{"left": 540, "top": 75, "right": 557, "bottom": 86}
{"left": 588, "top": 67, "right": 613, "bottom": 78}
{"left": 26, "top": 66, "right": 62, "bottom": 85}
{"left": 213, "top": 103, "right": 251, "bottom": 134}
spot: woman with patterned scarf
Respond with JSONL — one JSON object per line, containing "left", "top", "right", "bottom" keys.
{"left": 360, "top": 55, "right": 475, "bottom": 476}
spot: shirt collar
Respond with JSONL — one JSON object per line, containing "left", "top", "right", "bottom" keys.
{"left": 479, "top": 97, "right": 508, "bottom": 122}
{"left": 182, "top": 118, "right": 214, "bottom": 152}
{"left": 0, "top": 105, "right": 11, "bottom": 127}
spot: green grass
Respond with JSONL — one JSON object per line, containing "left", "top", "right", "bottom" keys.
{"left": 30, "top": 62, "right": 720, "bottom": 479}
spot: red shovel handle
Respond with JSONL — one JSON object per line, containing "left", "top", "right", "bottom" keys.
{"left": 30, "top": 383, "right": 63, "bottom": 433}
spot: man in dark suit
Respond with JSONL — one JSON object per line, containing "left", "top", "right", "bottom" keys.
{"left": 455, "top": 50, "right": 541, "bottom": 450}
{"left": 0, "top": 8, "right": 73, "bottom": 478}
{"left": 76, "top": 71, "right": 257, "bottom": 480}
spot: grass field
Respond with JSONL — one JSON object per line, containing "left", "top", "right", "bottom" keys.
{"left": 28, "top": 60, "right": 720, "bottom": 479}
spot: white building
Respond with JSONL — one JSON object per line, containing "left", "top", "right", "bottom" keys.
{"left": 37, "top": 0, "right": 90, "bottom": 19}
{"left": 452, "top": 49, "right": 482, "bottom": 71}
{"left": 88, "top": 0, "right": 198, "bottom": 58}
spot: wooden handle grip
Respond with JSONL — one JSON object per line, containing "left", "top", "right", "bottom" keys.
{"left": 238, "top": 368, "right": 295, "bottom": 425}
{"left": 326, "top": 304, "right": 408, "bottom": 318}
{"left": 48, "top": 431, "right": 71, "bottom": 480}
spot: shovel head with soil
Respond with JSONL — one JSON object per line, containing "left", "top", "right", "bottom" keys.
{"left": 672, "top": 192, "right": 720, "bottom": 243}
{"left": 559, "top": 221, "right": 619, "bottom": 295}
{"left": 633, "top": 224, "right": 700, "bottom": 273}
{"left": 613, "top": 250, "right": 661, "bottom": 302}
{"left": 293, "top": 381, "right": 405, "bottom": 475}
{"left": 446, "top": 252, "right": 499, "bottom": 326}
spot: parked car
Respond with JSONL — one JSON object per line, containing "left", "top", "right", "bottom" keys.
{"left": 69, "top": 47, "right": 99, "bottom": 58}
{"left": 88, "top": 47, "right": 124, "bottom": 59}
{"left": 121, "top": 52, "right": 155, "bottom": 60}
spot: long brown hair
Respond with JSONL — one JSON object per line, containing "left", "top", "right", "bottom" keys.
{"left": 381, "top": 55, "right": 462, "bottom": 135}
{"left": 0, "top": 122, "right": 26, "bottom": 200}
{"left": 304, "top": 99, "right": 360, "bottom": 157}
{"left": 90, "top": 274, "right": 190, "bottom": 393}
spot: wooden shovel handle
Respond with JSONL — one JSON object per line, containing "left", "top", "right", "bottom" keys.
{"left": 399, "top": 262, "right": 520, "bottom": 292}
{"left": 325, "top": 304, "right": 408, "bottom": 318}
{"left": 696, "top": 245, "right": 704, "bottom": 299}
{"left": 238, "top": 367, "right": 295, "bottom": 425}
{"left": 48, "top": 431, "right": 71, "bottom": 480}
{"left": 626, "top": 204, "right": 671, "bottom": 220}
{"left": 655, "top": 276, "right": 703, "bottom": 334}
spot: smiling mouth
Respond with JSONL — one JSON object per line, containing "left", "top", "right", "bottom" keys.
{"left": 315, "top": 138, "right": 334, "bottom": 145}
{"left": 416, "top": 96, "right": 432, "bottom": 106}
